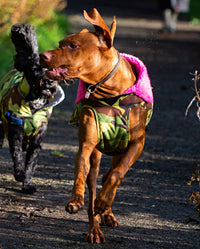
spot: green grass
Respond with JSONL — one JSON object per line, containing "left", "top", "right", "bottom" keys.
{"left": 51, "top": 150, "right": 67, "bottom": 158}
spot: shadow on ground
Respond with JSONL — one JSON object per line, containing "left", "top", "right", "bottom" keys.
{"left": 1, "top": 1, "right": 200, "bottom": 248}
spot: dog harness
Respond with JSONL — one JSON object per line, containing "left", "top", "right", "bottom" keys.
{"left": 70, "top": 53, "right": 153, "bottom": 155}
{"left": 0, "top": 70, "right": 64, "bottom": 138}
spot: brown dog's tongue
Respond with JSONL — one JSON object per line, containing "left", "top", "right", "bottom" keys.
{"left": 46, "top": 67, "right": 68, "bottom": 80}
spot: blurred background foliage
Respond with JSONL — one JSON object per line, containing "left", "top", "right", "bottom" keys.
{"left": 0, "top": 0, "right": 200, "bottom": 77}
{"left": 0, "top": 0, "right": 70, "bottom": 76}
{"left": 189, "top": 0, "right": 200, "bottom": 24}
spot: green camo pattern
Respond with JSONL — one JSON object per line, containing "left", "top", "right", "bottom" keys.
{"left": 70, "top": 94, "right": 153, "bottom": 155}
{"left": 0, "top": 70, "right": 53, "bottom": 137}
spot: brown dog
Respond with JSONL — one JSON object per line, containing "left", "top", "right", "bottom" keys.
{"left": 40, "top": 8, "right": 153, "bottom": 243}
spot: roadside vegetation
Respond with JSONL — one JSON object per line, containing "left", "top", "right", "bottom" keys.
{"left": 0, "top": 0, "right": 70, "bottom": 76}
{"left": 0, "top": 0, "right": 200, "bottom": 76}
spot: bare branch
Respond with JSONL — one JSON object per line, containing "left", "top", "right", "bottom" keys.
{"left": 194, "top": 70, "right": 200, "bottom": 103}
{"left": 185, "top": 96, "right": 197, "bottom": 118}
{"left": 185, "top": 70, "right": 200, "bottom": 120}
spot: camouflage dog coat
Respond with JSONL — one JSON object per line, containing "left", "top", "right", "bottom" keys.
{"left": 0, "top": 70, "right": 63, "bottom": 138}
{"left": 70, "top": 95, "right": 152, "bottom": 155}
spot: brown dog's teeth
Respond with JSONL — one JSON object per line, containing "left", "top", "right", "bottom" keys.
{"left": 49, "top": 68, "right": 55, "bottom": 72}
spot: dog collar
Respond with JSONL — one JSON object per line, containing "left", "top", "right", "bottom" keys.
{"left": 85, "top": 51, "right": 121, "bottom": 99}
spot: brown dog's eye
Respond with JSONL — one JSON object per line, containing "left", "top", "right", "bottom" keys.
{"left": 68, "top": 43, "right": 78, "bottom": 49}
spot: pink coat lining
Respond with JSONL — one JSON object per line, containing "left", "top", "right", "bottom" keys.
{"left": 75, "top": 53, "right": 153, "bottom": 104}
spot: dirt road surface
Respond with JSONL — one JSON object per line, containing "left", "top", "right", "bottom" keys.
{"left": 1, "top": 1, "right": 200, "bottom": 248}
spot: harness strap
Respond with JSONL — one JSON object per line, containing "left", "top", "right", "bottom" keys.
{"left": 85, "top": 51, "right": 121, "bottom": 98}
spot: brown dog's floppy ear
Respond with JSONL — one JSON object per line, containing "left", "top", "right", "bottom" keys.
{"left": 84, "top": 8, "right": 113, "bottom": 48}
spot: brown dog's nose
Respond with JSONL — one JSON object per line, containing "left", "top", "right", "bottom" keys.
{"left": 39, "top": 51, "right": 52, "bottom": 63}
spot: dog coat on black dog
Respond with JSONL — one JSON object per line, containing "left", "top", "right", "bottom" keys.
{"left": 0, "top": 69, "right": 64, "bottom": 137}
{"left": 0, "top": 24, "right": 65, "bottom": 194}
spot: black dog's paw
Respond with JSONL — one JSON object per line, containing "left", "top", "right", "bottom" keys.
{"left": 14, "top": 171, "right": 25, "bottom": 182}
{"left": 22, "top": 185, "right": 36, "bottom": 194}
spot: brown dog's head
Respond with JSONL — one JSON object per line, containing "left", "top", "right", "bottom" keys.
{"left": 39, "top": 8, "right": 118, "bottom": 84}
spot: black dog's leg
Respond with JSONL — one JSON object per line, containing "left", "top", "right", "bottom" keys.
{"left": 22, "top": 122, "right": 47, "bottom": 194}
{"left": 7, "top": 121, "right": 25, "bottom": 182}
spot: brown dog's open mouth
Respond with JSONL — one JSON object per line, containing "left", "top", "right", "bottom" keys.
{"left": 45, "top": 67, "right": 69, "bottom": 81}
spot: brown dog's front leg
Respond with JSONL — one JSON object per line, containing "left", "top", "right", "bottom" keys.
{"left": 85, "top": 214, "right": 105, "bottom": 243}
{"left": 66, "top": 108, "right": 98, "bottom": 214}
{"left": 85, "top": 149, "right": 105, "bottom": 243}
{"left": 66, "top": 148, "right": 91, "bottom": 214}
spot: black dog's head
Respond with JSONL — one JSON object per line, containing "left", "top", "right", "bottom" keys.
{"left": 11, "top": 23, "right": 58, "bottom": 109}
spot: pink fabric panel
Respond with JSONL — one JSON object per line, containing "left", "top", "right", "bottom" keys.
{"left": 121, "top": 53, "right": 153, "bottom": 104}
{"left": 75, "top": 53, "right": 153, "bottom": 104}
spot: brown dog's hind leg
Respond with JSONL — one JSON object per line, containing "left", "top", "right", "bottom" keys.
{"left": 94, "top": 107, "right": 147, "bottom": 215}
{"left": 100, "top": 208, "right": 119, "bottom": 227}
{"left": 100, "top": 169, "right": 119, "bottom": 227}
{"left": 66, "top": 108, "right": 98, "bottom": 214}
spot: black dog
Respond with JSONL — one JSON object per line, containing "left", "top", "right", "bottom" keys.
{"left": 0, "top": 24, "right": 66, "bottom": 194}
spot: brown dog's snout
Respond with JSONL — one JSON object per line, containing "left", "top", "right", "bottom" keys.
{"left": 39, "top": 51, "right": 52, "bottom": 64}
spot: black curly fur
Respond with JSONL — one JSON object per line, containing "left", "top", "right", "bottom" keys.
{"left": 11, "top": 23, "right": 58, "bottom": 110}
{"left": 0, "top": 23, "right": 58, "bottom": 194}
{"left": 11, "top": 23, "right": 39, "bottom": 70}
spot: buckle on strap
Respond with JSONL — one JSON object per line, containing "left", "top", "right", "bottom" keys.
{"left": 6, "top": 112, "right": 23, "bottom": 125}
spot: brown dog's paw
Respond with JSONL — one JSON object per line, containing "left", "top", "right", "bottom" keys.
{"left": 85, "top": 227, "right": 105, "bottom": 243}
{"left": 66, "top": 194, "right": 84, "bottom": 214}
{"left": 94, "top": 196, "right": 111, "bottom": 216}
{"left": 100, "top": 209, "right": 119, "bottom": 227}
{"left": 65, "top": 202, "right": 83, "bottom": 214}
